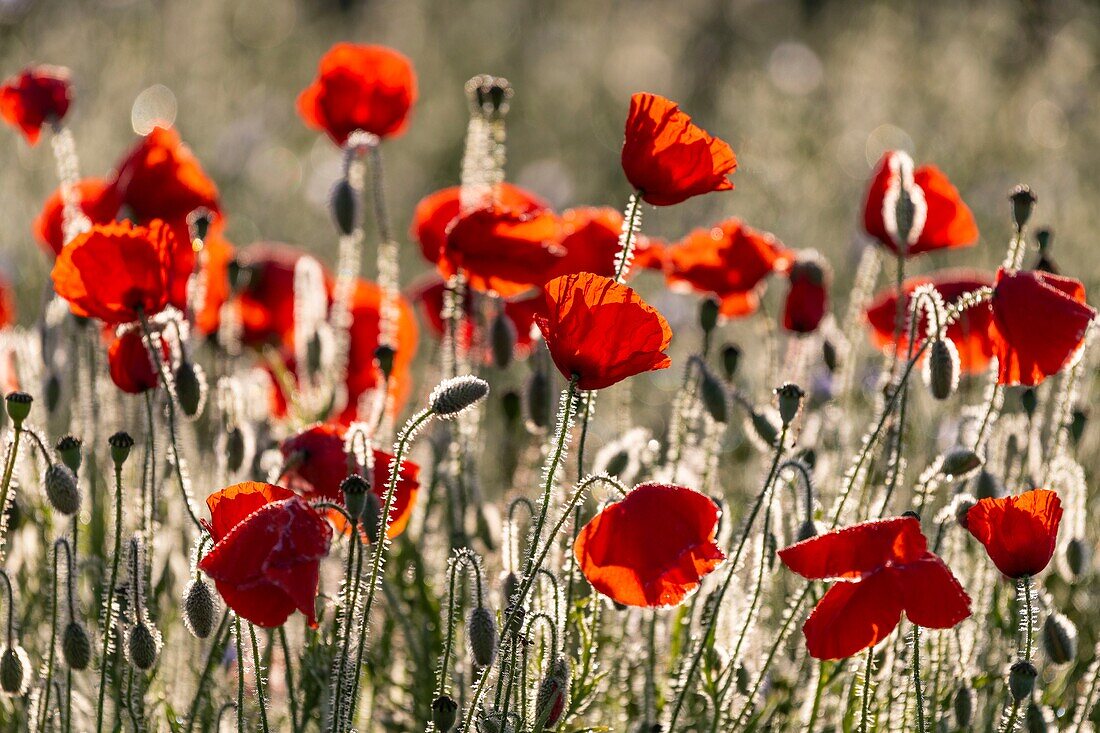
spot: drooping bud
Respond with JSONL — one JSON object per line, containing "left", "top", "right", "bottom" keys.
{"left": 45, "top": 372, "right": 61, "bottom": 414}
{"left": 1008, "top": 660, "right": 1037, "bottom": 701}
{"left": 924, "top": 338, "right": 959, "bottom": 400}
{"left": 127, "top": 621, "right": 161, "bottom": 670}
{"left": 1041, "top": 612, "right": 1077, "bottom": 666}
{"left": 432, "top": 695, "right": 459, "bottom": 732}
{"left": 535, "top": 655, "right": 571, "bottom": 728}
{"left": 953, "top": 685, "right": 974, "bottom": 729}
{"left": 183, "top": 579, "right": 217, "bottom": 639}
{"left": 774, "top": 383, "right": 805, "bottom": 426}
{"left": 720, "top": 344, "right": 741, "bottom": 381}
{"left": 1064, "top": 537, "right": 1091, "bottom": 581}
{"left": 330, "top": 177, "right": 360, "bottom": 236}
{"left": 699, "top": 366, "right": 728, "bottom": 425}
{"left": 525, "top": 368, "right": 551, "bottom": 432}
{"left": 499, "top": 572, "right": 519, "bottom": 606}
{"left": 225, "top": 427, "right": 246, "bottom": 473}
{"left": 108, "top": 431, "right": 135, "bottom": 468}
{"left": 174, "top": 359, "right": 206, "bottom": 418}
{"left": 4, "top": 392, "right": 32, "bottom": 428}
{"left": 465, "top": 74, "right": 513, "bottom": 120}
{"left": 0, "top": 646, "right": 28, "bottom": 696}
{"left": 44, "top": 463, "right": 81, "bottom": 515}
{"left": 55, "top": 435, "right": 82, "bottom": 474}
{"left": 953, "top": 495, "right": 977, "bottom": 529}
{"left": 940, "top": 446, "right": 983, "bottom": 480}
{"left": 61, "top": 621, "right": 91, "bottom": 670}
{"left": 501, "top": 391, "right": 521, "bottom": 425}
{"left": 430, "top": 376, "right": 490, "bottom": 418}
{"left": 374, "top": 345, "right": 396, "bottom": 380}
{"left": 698, "top": 297, "right": 720, "bottom": 335}
{"left": 1009, "top": 184, "right": 1037, "bottom": 230}
{"left": 975, "top": 469, "right": 1004, "bottom": 500}
{"left": 1020, "top": 388, "right": 1038, "bottom": 419}
{"left": 747, "top": 410, "right": 781, "bottom": 449}
{"left": 466, "top": 606, "right": 498, "bottom": 668}
{"left": 490, "top": 310, "right": 517, "bottom": 369}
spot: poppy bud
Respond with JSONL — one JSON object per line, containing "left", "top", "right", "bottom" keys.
{"left": 0, "top": 646, "right": 28, "bottom": 696}
{"left": 1064, "top": 537, "right": 1091, "bottom": 581}
{"left": 1041, "top": 612, "right": 1077, "bottom": 666}
{"left": 1036, "top": 228, "right": 1052, "bottom": 253}
{"left": 174, "top": 359, "right": 206, "bottom": 418}
{"left": 490, "top": 310, "right": 517, "bottom": 369}
{"left": 227, "top": 259, "right": 250, "bottom": 293}
{"left": 330, "top": 177, "right": 360, "bottom": 236}
{"left": 374, "top": 345, "right": 396, "bottom": 380}
{"left": 188, "top": 208, "right": 212, "bottom": 242}
{"left": 501, "top": 391, "right": 521, "bottom": 425}
{"left": 748, "top": 409, "right": 780, "bottom": 449}
{"left": 341, "top": 474, "right": 372, "bottom": 524}
{"left": 430, "top": 375, "right": 490, "bottom": 418}
{"left": 1025, "top": 703, "right": 1052, "bottom": 733}
{"left": 535, "top": 655, "right": 570, "bottom": 728}
{"left": 55, "top": 435, "right": 82, "bottom": 474}
{"left": 1008, "top": 660, "right": 1037, "bottom": 701}
{"left": 822, "top": 338, "right": 840, "bottom": 374}
{"left": 953, "top": 495, "right": 977, "bottom": 529}
{"left": 108, "top": 431, "right": 135, "bottom": 467}
{"left": 432, "top": 695, "right": 458, "bottom": 731}
{"left": 774, "top": 383, "right": 804, "bottom": 426}
{"left": 4, "top": 392, "right": 32, "bottom": 428}
{"left": 499, "top": 572, "right": 518, "bottom": 606}
{"left": 465, "top": 74, "right": 513, "bottom": 119}
{"left": 44, "top": 463, "right": 81, "bottom": 515}
{"left": 924, "top": 338, "right": 959, "bottom": 400}
{"left": 1020, "top": 388, "right": 1038, "bottom": 419}
{"left": 796, "top": 519, "right": 819, "bottom": 542}
{"left": 306, "top": 332, "right": 323, "bottom": 376}
{"left": 940, "top": 446, "right": 983, "bottom": 480}
{"left": 503, "top": 602, "right": 525, "bottom": 638}
{"left": 1069, "top": 408, "right": 1087, "bottom": 447}
{"left": 127, "top": 621, "right": 160, "bottom": 670}
{"left": 225, "top": 427, "right": 245, "bottom": 473}
{"left": 720, "top": 344, "right": 741, "bottom": 381}
{"left": 699, "top": 367, "right": 728, "bottom": 425}
{"left": 1033, "top": 228, "right": 1058, "bottom": 274}
{"left": 62, "top": 621, "right": 91, "bottom": 670}
{"left": 698, "top": 297, "right": 720, "bottom": 334}
{"left": 466, "top": 605, "right": 498, "bottom": 668}
{"left": 1010, "top": 184, "right": 1037, "bottom": 230}
{"left": 184, "top": 579, "right": 217, "bottom": 639}
{"left": 45, "top": 372, "right": 61, "bottom": 413}
{"left": 953, "top": 685, "right": 974, "bottom": 728}
{"left": 525, "top": 368, "right": 551, "bottom": 431}
{"left": 975, "top": 469, "right": 1003, "bottom": 500}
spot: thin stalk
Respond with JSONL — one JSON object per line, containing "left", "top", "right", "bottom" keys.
{"left": 277, "top": 627, "right": 300, "bottom": 733}
{"left": 235, "top": 616, "right": 246, "bottom": 733}
{"left": 185, "top": 609, "right": 232, "bottom": 733}
{"left": 859, "top": 647, "right": 874, "bottom": 733}
{"left": 94, "top": 461, "right": 125, "bottom": 733}
{"left": 613, "top": 192, "right": 643, "bottom": 283}
{"left": 249, "top": 623, "right": 271, "bottom": 733}
{"left": 912, "top": 625, "right": 926, "bottom": 733}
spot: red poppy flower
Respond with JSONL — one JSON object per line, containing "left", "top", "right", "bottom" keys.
{"left": 782, "top": 252, "right": 830, "bottom": 334}
{"left": 297, "top": 43, "right": 417, "bottom": 146}
{"left": 410, "top": 184, "right": 547, "bottom": 265}
{"left": 441, "top": 203, "right": 564, "bottom": 298}
{"left": 863, "top": 151, "right": 978, "bottom": 257}
{"left": 988, "top": 268, "right": 1095, "bottom": 386}
{"left": 198, "top": 481, "right": 332, "bottom": 628}
{"left": 0, "top": 66, "right": 71, "bottom": 145}
{"left": 192, "top": 221, "right": 236, "bottom": 337}
{"left": 233, "top": 243, "right": 330, "bottom": 349}
{"left": 535, "top": 272, "right": 672, "bottom": 390}
{"left": 966, "top": 489, "right": 1063, "bottom": 579}
{"left": 280, "top": 423, "right": 421, "bottom": 538}
{"left": 0, "top": 274, "right": 14, "bottom": 329}
{"left": 780, "top": 516, "right": 970, "bottom": 660}
{"left": 33, "top": 178, "right": 122, "bottom": 256}
{"left": 51, "top": 220, "right": 179, "bottom": 325}
{"left": 865, "top": 270, "right": 996, "bottom": 374}
{"left": 574, "top": 483, "right": 724, "bottom": 607}
{"left": 112, "top": 126, "right": 220, "bottom": 225}
{"left": 106, "top": 328, "right": 163, "bottom": 394}
{"left": 665, "top": 219, "right": 790, "bottom": 318}
{"left": 621, "top": 93, "right": 736, "bottom": 206}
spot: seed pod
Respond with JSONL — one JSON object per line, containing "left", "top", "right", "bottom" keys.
{"left": 4, "top": 392, "right": 32, "bottom": 427}
{"left": 330, "top": 177, "right": 360, "bottom": 236}
{"left": 430, "top": 376, "right": 490, "bottom": 418}
{"left": 698, "top": 297, "right": 720, "bottom": 334}
{"left": 127, "top": 621, "right": 160, "bottom": 670}
{"left": 525, "top": 368, "right": 551, "bottom": 432}
{"left": 953, "top": 685, "right": 973, "bottom": 728}
{"left": 1008, "top": 660, "right": 1037, "bottom": 701}
{"left": 1025, "top": 703, "right": 1052, "bottom": 733}
{"left": 108, "top": 431, "right": 135, "bottom": 467}
{"left": 341, "top": 474, "right": 372, "bottom": 525}
{"left": 55, "top": 435, "right": 82, "bottom": 475}
{"left": 1021, "top": 388, "right": 1038, "bottom": 419}
{"left": 184, "top": 579, "right": 217, "bottom": 639}
{"left": 0, "top": 646, "right": 28, "bottom": 696}
{"left": 924, "top": 338, "right": 959, "bottom": 400}
{"left": 62, "top": 621, "right": 91, "bottom": 670}
{"left": 720, "top": 344, "right": 741, "bottom": 381}
{"left": 699, "top": 367, "right": 728, "bottom": 425}
{"left": 432, "top": 695, "right": 458, "bottom": 731}
{"left": 501, "top": 390, "right": 521, "bottom": 425}
{"left": 1041, "top": 612, "right": 1077, "bottom": 666}
{"left": 374, "top": 345, "right": 396, "bottom": 380}
{"left": 535, "top": 655, "right": 570, "bottom": 728}
{"left": 796, "top": 519, "right": 819, "bottom": 542}
{"left": 225, "top": 427, "right": 246, "bottom": 473}
{"left": 748, "top": 410, "right": 780, "bottom": 449}
{"left": 1009, "top": 184, "right": 1037, "bottom": 230}
{"left": 774, "top": 383, "right": 805, "bottom": 426}
{"left": 44, "top": 463, "right": 81, "bottom": 515}
{"left": 174, "top": 359, "right": 206, "bottom": 418}
{"left": 45, "top": 372, "right": 61, "bottom": 414}
{"left": 1064, "top": 537, "right": 1091, "bottom": 581}
{"left": 466, "top": 606, "right": 498, "bottom": 668}
{"left": 940, "top": 446, "right": 983, "bottom": 479}
{"left": 490, "top": 310, "right": 517, "bottom": 369}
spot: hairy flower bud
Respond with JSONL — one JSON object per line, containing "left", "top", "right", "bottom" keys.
{"left": 535, "top": 655, "right": 571, "bottom": 728}
{"left": 174, "top": 359, "right": 206, "bottom": 418}
{"left": 127, "top": 621, "right": 161, "bottom": 670}
{"left": 44, "top": 463, "right": 81, "bottom": 515}
{"left": 525, "top": 368, "right": 551, "bottom": 432}
{"left": 55, "top": 435, "right": 82, "bottom": 475}
{"left": 720, "top": 344, "right": 741, "bottom": 381}
{"left": 699, "top": 366, "right": 728, "bottom": 425}
{"left": 924, "top": 338, "right": 959, "bottom": 400}
{"left": 1041, "top": 612, "right": 1077, "bottom": 666}
{"left": 466, "top": 605, "right": 498, "bottom": 668}
{"left": 430, "top": 376, "right": 490, "bottom": 418}
{"left": 1008, "top": 660, "right": 1037, "bottom": 701}
{"left": 747, "top": 409, "right": 780, "bottom": 449}
{"left": 940, "top": 446, "right": 983, "bottom": 480}
{"left": 432, "top": 695, "right": 458, "bottom": 732}
{"left": 62, "top": 621, "right": 91, "bottom": 670}
{"left": 330, "top": 177, "right": 360, "bottom": 236}
{"left": 0, "top": 646, "right": 28, "bottom": 696}
{"left": 1063, "top": 537, "right": 1091, "bottom": 581}
{"left": 489, "top": 310, "right": 517, "bottom": 370}
{"left": 698, "top": 297, "right": 719, "bottom": 334}
{"left": 108, "top": 431, "right": 135, "bottom": 467}
{"left": 4, "top": 392, "right": 32, "bottom": 428}
{"left": 183, "top": 579, "right": 217, "bottom": 639}
{"left": 775, "top": 383, "right": 805, "bottom": 426}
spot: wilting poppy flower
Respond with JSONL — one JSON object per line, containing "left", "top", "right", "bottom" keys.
{"left": 665, "top": 219, "right": 789, "bottom": 318}
{"left": 410, "top": 184, "right": 547, "bottom": 265}
{"left": 442, "top": 203, "right": 564, "bottom": 298}
{"left": 33, "top": 177, "right": 121, "bottom": 256}
{"left": 51, "top": 220, "right": 179, "bottom": 325}
{"left": 863, "top": 151, "right": 978, "bottom": 257}
{"left": 297, "top": 43, "right": 417, "bottom": 146}
{"left": 865, "top": 270, "right": 996, "bottom": 374}
{"left": 574, "top": 483, "right": 724, "bottom": 607}
{"left": 107, "top": 328, "right": 162, "bottom": 394}
{"left": 988, "top": 268, "right": 1095, "bottom": 386}
{"left": 280, "top": 423, "right": 421, "bottom": 537}
{"left": 782, "top": 251, "right": 830, "bottom": 334}
{"left": 199, "top": 481, "right": 332, "bottom": 628}
{"left": 0, "top": 66, "right": 71, "bottom": 144}
{"left": 535, "top": 272, "right": 672, "bottom": 390}
{"left": 112, "top": 126, "right": 220, "bottom": 225}
{"left": 621, "top": 93, "right": 736, "bottom": 206}
{"left": 779, "top": 516, "right": 971, "bottom": 660}
{"left": 966, "top": 489, "right": 1063, "bottom": 579}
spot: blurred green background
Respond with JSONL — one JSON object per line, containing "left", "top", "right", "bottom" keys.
{"left": 1, "top": 0, "right": 1097, "bottom": 321}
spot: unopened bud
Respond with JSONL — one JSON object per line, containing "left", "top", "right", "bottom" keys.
{"left": 432, "top": 695, "right": 458, "bottom": 731}
{"left": 127, "top": 621, "right": 161, "bottom": 670}
{"left": 1008, "top": 660, "right": 1037, "bottom": 701}
{"left": 1010, "top": 184, "right": 1037, "bottom": 230}
{"left": 953, "top": 685, "right": 974, "bottom": 728}
{"left": 108, "top": 431, "right": 135, "bottom": 467}
{"left": 525, "top": 368, "right": 551, "bottom": 432}
{"left": 940, "top": 446, "right": 982, "bottom": 480}
{"left": 4, "top": 392, "right": 31, "bottom": 428}
{"left": 975, "top": 469, "right": 1003, "bottom": 500}
{"left": 330, "top": 178, "right": 360, "bottom": 236}
{"left": 62, "top": 622, "right": 91, "bottom": 670}
{"left": 174, "top": 359, "right": 206, "bottom": 418}
{"left": 374, "top": 345, "right": 396, "bottom": 380}
{"left": 775, "top": 383, "right": 804, "bottom": 426}
{"left": 535, "top": 655, "right": 570, "bottom": 728}
{"left": 55, "top": 435, "right": 82, "bottom": 474}
{"left": 225, "top": 427, "right": 245, "bottom": 473}
{"left": 1021, "top": 388, "right": 1038, "bottom": 419}
{"left": 748, "top": 410, "right": 780, "bottom": 449}
{"left": 45, "top": 463, "right": 81, "bottom": 515}
{"left": 698, "top": 297, "right": 719, "bottom": 334}
{"left": 430, "top": 376, "right": 490, "bottom": 418}
{"left": 1041, "top": 612, "right": 1077, "bottom": 666}
{"left": 924, "top": 338, "right": 959, "bottom": 400}
{"left": 1064, "top": 537, "right": 1091, "bottom": 581}
{"left": 500, "top": 572, "right": 519, "bottom": 606}
{"left": 0, "top": 646, "right": 28, "bottom": 696}
{"left": 490, "top": 310, "right": 517, "bottom": 369}
{"left": 699, "top": 367, "right": 728, "bottom": 425}
{"left": 466, "top": 606, "right": 498, "bottom": 668}
{"left": 720, "top": 344, "right": 741, "bottom": 381}
{"left": 184, "top": 579, "right": 217, "bottom": 639}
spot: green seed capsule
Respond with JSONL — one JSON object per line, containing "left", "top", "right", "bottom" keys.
{"left": 127, "top": 622, "right": 160, "bottom": 670}
{"left": 55, "top": 435, "right": 82, "bottom": 475}
{"left": 44, "top": 463, "right": 81, "bottom": 515}
{"left": 699, "top": 367, "right": 728, "bottom": 425}
{"left": 1008, "top": 660, "right": 1037, "bottom": 701}
{"left": 108, "top": 431, "right": 135, "bottom": 467}
{"left": 775, "top": 383, "right": 805, "bottom": 426}
{"left": 4, "top": 392, "right": 32, "bottom": 428}
{"left": 431, "top": 695, "right": 458, "bottom": 731}
{"left": 62, "top": 622, "right": 91, "bottom": 670}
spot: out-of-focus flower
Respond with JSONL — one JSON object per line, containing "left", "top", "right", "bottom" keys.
{"left": 574, "top": 482, "right": 724, "bottom": 607}
{"left": 988, "top": 268, "right": 1094, "bottom": 386}
{"left": 0, "top": 65, "right": 71, "bottom": 144}
{"left": 535, "top": 272, "right": 671, "bottom": 390}
{"left": 297, "top": 43, "right": 417, "bottom": 145}
{"left": 863, "top": 150, "right": 978, "bottom": 257}
{"left": 621, "top": 92, "right": 736, "bottom": 206}
{"left": 550, "top": 207, "right": 623, "bottom": 279}
{"left": 192, "top": 221, "right": 236, "bottom": 337}
{"left": 779, "top": 516, "right": 971, "bottom": 660}
{"left": 782, "top": 251, "right": 830, "bottom": 334}
{"left": 198, "top": 481, "right": 332, "bottom": 628}
{"left": 966, "top": 489, "right": 1063, "bottom": 579}
{"left": 33, "top": 178, "right": 121, "bottom": 256}
{"left": 111, "top": 126, "right": 220, "bottom": 225}
{"left": 0, "top": 274, "right": 13, "bottom": 328}
{"left": 234, "top": 243, "right": 329, "bottom": 349}
{"left": 107, "top": 328, "right": 162, "bottom": 394}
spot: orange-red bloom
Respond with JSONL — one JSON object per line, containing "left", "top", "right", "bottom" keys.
{"left": 0, "top": 274, "right": 14, "bottom": 328}
{"left": 33, "top": 178, "right": 122, "bottom": 256}
{"left": 536, "top": 273, "right": 672, "bottom": 390}
{"left": 621, "top": 93, "right": 736, "bottom": 206}
{"left": 192, "top": 221, "right": 236, "bottom": 336}
{"left": 988, "top": 268, "right": 1095, "bottom": 386}
{"left": 199, "top": 482, "right": 332, "bottom": 628}
{"left": 782, "top": 252, "right": 830, "bottom": 334}
{"left": 107, "top": 328, "right": 161, "bottom": 394}
{"left": 297, "top": 43, "right": 417, "bottom": 145}
{"left": 280, "top": 423, "right": 420, "bottom": 538}
{"left": 112, "top": 126, "right": 220, "bottom": 225}
{"left": 51, "top": 220, "right": 180, "bottom": 325}
{"left": 232, "top": 243, "right": 327, "bottom": 348}
{"left": 863, "top": 151, "right": 978, "bottom": 257}
{"left": 665, "top": 219, "right": 789, "bottom": 318}
{"left": 865, "top": 270, "right": 995, "bottom": 374}
{"left": 780, "top": 516, "right": 970, "bottom": 660}
{"left": 966, "top": 489, "right": 1062, "bottom": 579}
{"left": 410, "top": 184, "right": 547, "bottom": 265}
{"left": 0, "top": 66, "right": 71, "bottom": 144}
{"left": 574, "top": 483, "right": 724, "bottom": 607}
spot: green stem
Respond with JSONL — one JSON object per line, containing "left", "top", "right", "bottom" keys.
{"left": 235, "top": 616, "right": 246, "bottom": 733}
{"left": 859, "top": 647, "right": 874, "bottom": 733}
{"left": 613, "top": 192, "right": 642, "bottom": 283}
{"left": 329, "top": 523, "right": 362, "bottom": 727}
{"left": 185, "top": 609, "right": 232, "bottom": 733}
{"left": 277, "top": 627, "right": 300, "bottom": 733}
{"left": 912, "top": 625, "right": 926, "bottom": 733}
{"left": 249, "top": 623, "right": 270, "bottom": 733}
{"left": 0, "top": 427, "right": 23, "bottom": 549}
{"left": 95, "top": 463, "right": 125, "bottom": 733}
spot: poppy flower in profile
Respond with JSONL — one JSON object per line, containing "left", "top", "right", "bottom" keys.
{"left": 535, "top": 272, "right": 672, "bottom": 390}
{"left": 574, "top": 483, "right": 724, "bottom": 607}
{"left": 621, "top": 93, "right": 736, "bottom": 206}
{"left": 410, "top": 183, "right": 547, "bottom": 265}
{"left": 0, "top": 66, "right": 71, "bottom": 144}
{"left": 782, "top": 251, "right": 830, "bottom": 334}
{"left": 51, "top": 220, "right": 179, "bottom": 325}
{"left": 779, "top": 516, "right": 970, "bottom": 660}
{"left": 111, "top": 126, "right": 220, "bottom": 225}
{"left": 297, "top": 43, "right": 417, "bottom": 146}
{"left": 865, "top": 270, "right": 996, "bottom": 374}
{"left": 107, "top": 328, "right": 162, "bottom": 394}
{"left": 988, "top": 268, "right": 1095, "bottom": 387}
{"left": 198, "top": 481, "right": 333, "bottom": 628}
{"left": 863, "top": 151, "right": 978, "bottom": 257}
{"left": 280, "top": 423, "right": 421, "bottom": 538}
{"left": 966, "top": 489, "right": 1062, "bottom": 579}
{"left": 33, "top": 177, "right": 122, "bottom": 256}
{"left": 665, "top": 219, "right": 790, "bottom": 318}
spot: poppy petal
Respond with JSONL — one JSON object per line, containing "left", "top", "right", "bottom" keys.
{"left": 802, "top": 569, "right": 903, "bottom": 660}
{"left": 204, "top": 481, "right": 295, "bottom": 542}
{"left": 898, "top": 553, "right": 971, "bottom": 628}
{"left": 779, "top": 516, "right": 925, "bottom": 580}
